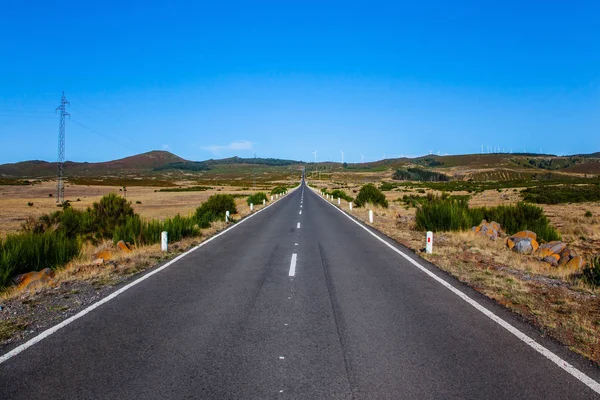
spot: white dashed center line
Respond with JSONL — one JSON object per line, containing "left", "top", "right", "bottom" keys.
{"left": 297, "top": 222, "right": 300, "bottom": 229}
{"left": 289, "top": 253, "right": 297, "bottom": 277}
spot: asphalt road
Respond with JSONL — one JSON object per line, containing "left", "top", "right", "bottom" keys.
{"left": 1, "top": 180, "right": 599, "bottom": 399}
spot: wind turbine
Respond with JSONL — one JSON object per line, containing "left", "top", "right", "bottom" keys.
{"left": 340, "top": 150, "right": 344, "bottom": 164}
{"left": 312, "top": 150, "right": 317, "bottom": 163}
{"left": 360, "top": 153, "right": 364, "bottom": 163}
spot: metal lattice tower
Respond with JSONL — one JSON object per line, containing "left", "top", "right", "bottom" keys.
{"left": 56, "top": 92, "right": 70, "bottom": 204}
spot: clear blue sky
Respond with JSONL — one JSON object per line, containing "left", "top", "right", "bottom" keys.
{"left": 1, "top": 1, "right": 599, "bottom": 164}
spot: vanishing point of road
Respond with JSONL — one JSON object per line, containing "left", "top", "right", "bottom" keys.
{"left": 1, "top": 180, "right": 600, "bottom": 399}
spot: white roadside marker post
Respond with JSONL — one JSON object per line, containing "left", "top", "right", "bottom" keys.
{"left": 337, "top": 197, "right": 340, "bottom": 205}
{"left": 369, "top": 210, "right": 374, "bottom": 224}
{"left": 426, "top": 231, "right": 433, "bottom": 254}
{"left": 349, "top": 202, "right": 353, "bottom": 211}
{"left": 250, "top": 203, "right": 254, "bottom": 212}
{"left": 271, "top": 195, "right": 274, "bottom": 201}
{"left": 225, "top": 210, "right": 230, "bottom": 222}
{"left": 263, "top": 199, "right": 266, "bottom": 205}
{"left": 161, "top": 231, "right": 168, "bottom": 252}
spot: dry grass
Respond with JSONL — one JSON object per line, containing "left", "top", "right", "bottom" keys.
{"left": 0, "top": 180, "right": 277, "bottom": 237}
{"left": 317, "top": 182, "right": 600, "bottom": 364}
{"left": 0, "top": 187, "right": 278, "bottom": 301}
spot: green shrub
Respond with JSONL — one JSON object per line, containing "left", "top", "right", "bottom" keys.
{"left": 355, "top": 184, "right": 388, "bottom": 208}
{"left": 415, "top": 196, "right": 560, "bottom": 241}
{"left": 90, "top": 193, "right": 135, "bottom": 239}
{"left": 0, "top": 231, "right": 80, "bottom": 288}
{"left": 27, "top": 202, "right": 33, "bottom": 207}
{"left": 113, "top": 214, "right": 198, "bottom": 247}
{"left": 521, "top": 185, "right": 600, "bottom": 204}
{"left": 247, "top": 192, "right": 268, "bottom": 206}
{"left": 582, "top": 256, "right": 600, "bottom": 287}
{"left": 585, "top": 210, "right": 593, "bottom": 218}
{"left": 379, "top": 182, "right": 397, "bottom": 191}
{"left": 271, "top": 186, "right": 287, "bottom": 195}
{"left": 195, "top": 194, "right": 237, "bottom": 225}
{"left": 328, "top": 189, "right": 354, "bottom": 202}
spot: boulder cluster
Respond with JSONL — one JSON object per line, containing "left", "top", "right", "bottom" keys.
{"left": 471, "top": 220, "right": 503, "bottom": 240}
{"left": 471, "top": 220, "right": 585, "bottom": 268}
{"left": 507, "top": 230, "right": 584, "bottom": 268}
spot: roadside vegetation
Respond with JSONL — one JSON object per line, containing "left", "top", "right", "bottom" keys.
{"left": 246, "top": 192, "right": 268, "bottom": 206}
{"left": 0, "top": 193, "right": 240, "bottom": 289}
{"left": 355, "top": 184, "right": 388, "bottom": 208}
{"left": 322, "top": 188, "right": 354, "bottom": 202}
{"left": 157, "top": 186, "right": 213, "bottom": 192}
{"left": 414, "top": 195, "right": 560, "bottom": 241}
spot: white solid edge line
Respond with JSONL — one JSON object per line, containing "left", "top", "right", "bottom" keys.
{"left": 0, "top": 184, "right": 303, "bottom": 365}
{"left": 307, "top": 184, "right": 600, "bottom": 394}
{"left": 289, "top": 253, "right": 297, "bottom": 277}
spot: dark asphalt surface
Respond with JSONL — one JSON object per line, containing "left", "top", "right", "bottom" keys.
{"left": 1, "top": 180, "right": 600, "bottom": 399}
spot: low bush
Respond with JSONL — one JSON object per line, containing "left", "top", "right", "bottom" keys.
{"left": 271, "top": 186, "right": 287, "bottom": 195}
{"left": 113, "top": 214, "right": 198, "bottom": 247}
{"left": 521, "top": 184, "right": 600, "bottom": 204}
{"left": 582, "top": 256, "right": 600, "bottom": 287}
{"left": 195, "top": 194, "right": 237, "bottom": 225}
{"left": 415, "top": 196, "right": 560, "bottom": 241}
{"left": 584, "top": 211, "right": 593, "bottom": 218}
{"left": 379, "top": 182, "right": 397, "bottom": 191}
{"left": 323, "top": 189, "right": 354, "bottom": 202}
{"left": 247, "top": 192, "right": 268, "bottom": 206}
{"left": 355, "top": 184, "right": 388, "bottom": 208}
{"left": 90, "top": 193, "right": 135, "bottom": 239}
{"left": 0, "top": 231, "right": 80, "bottom": 288}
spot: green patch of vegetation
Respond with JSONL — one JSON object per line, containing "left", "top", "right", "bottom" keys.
{"left": 113, "top": 214, "right": 199, "bottom": 247}
{"left": 247, "top": 192, "right": 268, "bottom": 206}
{"left": 355, "top": 184, "right": 388, "bottom": 208}
{"left": 0, "top": 179, "right": 33, "bottom": 186}
{"left": 322, "top": 189, "right": 354, "bottom": 202}
{"left": 157, "top": 186, "right": 214, "bottom": 192}
{"left": 582, "top": 256, "right": 600, "bottom": 287}
{"left": 27, "top": 202, "right": 34, "bottom": 207}
{"left": 0, "top": 231, "right": 80, "bottom": 288}
{"left": 521, "top": 185, "right": 600, "bottom": 204}
{"left": 154, "top": 162, "right": 211, "bottom": 172}
{"left": 414, "top": 157, "right": 444, "bottom": 167}
{"left": 195, "top": 194, "right": 237, "bottom": 226}
{"left": 400, "top": 193, "right": 470, "bottom": 208}
{"left": 585, "top": 210, "right": 593, "bottom": 218}
{"left": 379, "top": 182, "right": 398, "bottom": 191}
{"left": 271, "top": 186, "right": 287, "bottom": 195}
{"left": 415, "top": 196, "right": 560, "bottom": 242}
{"left": 393, "top": 168, "right": 449, "bottom": 182}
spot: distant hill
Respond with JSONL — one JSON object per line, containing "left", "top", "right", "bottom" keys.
{"left": 0, "top": 151, "right": 187, "bottom": 178}
{"left": 0, "top": 151, "right": 305, "bottom": 178}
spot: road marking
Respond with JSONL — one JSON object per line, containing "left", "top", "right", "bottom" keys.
{"left": 289, "top": 253, "right": 297, "bottom": 276}
{"left": 0, "top": 184, "right": 303, "bottom": 366}
{"left": 299, "top": 210, "right": 302, "bottom": 215}
{"left": 297, "top": 222, "right": 301, "bottom": 229}
{"left": 310, "top": 184, "right": 600, "bottom": 395}
{"left": 294, "top": 243, "right": 298, "bottom": 246}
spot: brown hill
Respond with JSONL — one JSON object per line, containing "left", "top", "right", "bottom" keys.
{"left": 0, "top": 151, "right": 187, "bottom": 178}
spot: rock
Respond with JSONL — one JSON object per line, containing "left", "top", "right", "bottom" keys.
{"left": 473, "top": 220, "right": 503, "bottom": 241}
{"left": 511, "top": 230, "right": 537, "bottom": 241}
{"left": 513, "top": 238, "right": 535, "bottom": 255}
{"left": 117, "top": 240, "right": 132, "bottom": 253}
{"left": 558, "top": 248, "right": 575, "bottom": 266}
{"left": 565, "top": 256, "right": 585, "bottom": 269}
{"left": 543, "top": 254, "right": 560, "bottom": 267}
{"left": 92, "top": 250, "right": 112, "bottom": 262}
{"left": 92, "top": 258, "right": 104, "bottom": 265}
{"left": 536, "top": 247, "right": 556, "bottom": 258}
{"left": 14, "top": 268, "right": 55, "bottom": 290}
{"left": 539, "top": 241, "right": 567, "bottom": 255}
